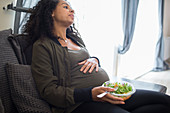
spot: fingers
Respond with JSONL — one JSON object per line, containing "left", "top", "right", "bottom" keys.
{"left": 99, "top": 93, "right": 125, "bottom": 104}
{"left": 88, "top": 63, "right": 96, "bottom": 73}
{"left": 79, "top": 61, "right": 90, "bottom": 73}
{"left": 100, "top": 87, "right": 115, "bottom": 92}
{"left": 78, "top": 60, "right": 86, "bottom": 65}
{"left": 94, "top": 87, "right": 125, "bottom": 105}
{"left": 78, "top": 58, "right": 99, "bottom": 73}
{"left": 88, "top": 63, "right": 99, "bottom": 73}
{"left": 105, "top": 93, "right": 124, "bottom": 102}
{"left": 102, "top": 96, "right": 125, "bottom": 104}
{"left": 95, "top": 64, "right": 99, "bottom": 72}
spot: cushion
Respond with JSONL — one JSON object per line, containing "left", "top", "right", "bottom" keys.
{"left": 6, "top": 63, "right": 51, "bottom": 113}
{"left": 0, "top": 98, "right": 5, "bottom": 113}
{"left": 8, "top": 34, "right": 33, "bottom": 65}
{"left": 0, "top": 29, "right": 18, "bottom": 113}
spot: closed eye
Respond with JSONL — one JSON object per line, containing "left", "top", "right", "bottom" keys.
{"left": 63, "top": 6, "right": 68, "bottom": 9}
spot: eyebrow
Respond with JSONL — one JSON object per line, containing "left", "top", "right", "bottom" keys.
{"left": 61, "top": 3, "right": 69, "bottom": 6}
{"left": 61, "top": 2, "right": 73, "bottom": 9}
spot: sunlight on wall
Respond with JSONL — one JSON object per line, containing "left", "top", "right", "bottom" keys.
{"left": 69, "top": 0, "right": 122, "bottom": 79}
{"left": 69, "top": 0, "right": 160, "bottom": 80}
{"left": 0, "top": 0, "right": 17, "bottom": 31}
{"left": 164, "top": 0, "right": 170, "bottom": 37}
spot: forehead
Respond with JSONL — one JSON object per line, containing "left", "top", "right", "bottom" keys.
{"left": 58, "top": 0, "right": 71, "bottom": 6}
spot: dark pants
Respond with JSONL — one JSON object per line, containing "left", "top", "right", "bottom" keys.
{"left": 71, "top": 90, "right": 170, "bottom": 113}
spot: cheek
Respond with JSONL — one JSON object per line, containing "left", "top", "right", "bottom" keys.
{"left": 57, "top": 10, "right": 68, "bottom": 19}
{"left": 53, "top": 12, "right": 63, "bottom": 21}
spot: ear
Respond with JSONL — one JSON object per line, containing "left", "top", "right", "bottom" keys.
{"left": 52, "top": 11, "right": 54, "bottom": 17}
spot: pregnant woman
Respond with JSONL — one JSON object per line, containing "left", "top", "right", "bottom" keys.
{"left": 24, "top": 0, "right": 170, "bottom": 113}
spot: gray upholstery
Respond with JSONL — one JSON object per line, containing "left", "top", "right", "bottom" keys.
{"left": 0, "top": 98, "right": 5, "bottom": 113}
{"left": 6, "top": 63, "right": 51, "bottom": 113}
{"left": 0, "top": 29, "right": 18, "bottom": 113}
{"left": 8, "top": 34, "right": 32, "bottom": 65}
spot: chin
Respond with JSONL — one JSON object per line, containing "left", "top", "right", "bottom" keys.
{"left": 69, "top": 20, "right": 74, "bottom": 24}
{"left": 63, "top": 20, "right": 74, "bottom": 27}
{"left": 66, "top": 21, "right": 74, "bottom": 26}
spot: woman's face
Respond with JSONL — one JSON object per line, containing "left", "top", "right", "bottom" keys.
{"left": 52, "top": 0, "right": 74, "bottom": 27}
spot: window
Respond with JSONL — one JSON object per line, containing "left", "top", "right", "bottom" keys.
{"left": 69, "top": 0, "right": 122, "bottom": 79}
{"left": 14, "top": 0, "right": 39, "bottom": 33}
{"left": 117, "top": 0, "right": 159, "bottom": 79}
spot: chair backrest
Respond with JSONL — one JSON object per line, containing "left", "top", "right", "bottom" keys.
{"left": 8, "top": 34, "right": 33, "bottom": 65}
{"left": 0, "top": 29, "right": 18, "bottom": 113}
{"left": 5, "top": 32, "right": 51, "bottom": 113}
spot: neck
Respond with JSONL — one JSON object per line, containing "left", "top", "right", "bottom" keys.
{"left": 53, "top": 28, "right": 67, "bottom": 40}
{"left": 53, "top": 22, "right": 67, "bottom": 40}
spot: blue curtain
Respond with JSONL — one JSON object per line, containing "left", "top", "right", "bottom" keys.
{"left": 118, "top": 0, "right": 139, "bottom": 54}
{"left": 153, "top": 0, "right": 169, "bottom": 71}
{"left": 14, "top": 0, "right": 39, "bottom": 34}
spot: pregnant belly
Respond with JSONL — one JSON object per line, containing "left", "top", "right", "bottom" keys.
{"left": 70, "top": 66, "right": 110, "bottom": 89}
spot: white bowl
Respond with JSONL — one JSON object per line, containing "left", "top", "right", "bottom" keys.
{"left": 102, "top": 81, "right": 136, "bottom": 100}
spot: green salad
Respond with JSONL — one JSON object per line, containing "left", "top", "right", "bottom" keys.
{"left": 104, "top": 82, "right": 132, "bottom": 94}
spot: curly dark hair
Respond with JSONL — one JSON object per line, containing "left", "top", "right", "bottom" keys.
{"left": 23, "top": 0, "right": 79, "bottom": 44}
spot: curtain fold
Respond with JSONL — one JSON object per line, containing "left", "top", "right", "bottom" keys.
{"left": 153, "top": 0, "right": 169, "bottom": 71}
{"left": 14, "top": 0, "right": 23, "bottom": 34}
{"left": 118, "top": 0, "right": 139, "bottom": 54}
{"left": 14, "top": 0, "right": 39, "bottom": 34}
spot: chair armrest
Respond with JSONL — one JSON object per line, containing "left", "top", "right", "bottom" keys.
{"left": 111, "top": 76, "right": 167, "bottom": 93}
{"left": 121, "top": 78, "right": 167, "bottom": 93}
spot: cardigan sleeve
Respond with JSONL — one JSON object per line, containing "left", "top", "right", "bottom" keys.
{"left": 74, "top": 87, "right": 93, "bottom": 103}
{"left": 90, "top": 56, "right": 101, "bottom": 67}
{"left": 31, "top": 41, "right": 75, "bottom": 108}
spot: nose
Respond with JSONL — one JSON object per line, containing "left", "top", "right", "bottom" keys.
{"left": 70, "top": 9, "right": 74, "bottom": 14}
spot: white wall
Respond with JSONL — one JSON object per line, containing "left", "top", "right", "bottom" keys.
{"left": 164, "top": 0, "right": 170, "bottom": 37}
{"left": 0, "top": 0, "right": 16, "bottom": 31}
{"left": 164, "top": 0, "right": 170, "bottom": 60}
{"left": 164, "top": 37, "right": 170, "bottom": 60}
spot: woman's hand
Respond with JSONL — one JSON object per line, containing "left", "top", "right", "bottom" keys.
{"left": 78, "top": 58, "right": 99, "bottom": 73}
{"left": 92, "top": 86, "right": 125, "bottom": 105}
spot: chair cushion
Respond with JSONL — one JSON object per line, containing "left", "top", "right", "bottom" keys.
{"left": 0, "top": 29, "right": 18, "bottom": 113}
{"left": 8, "top": 34, "right": 33, "bottom": 65}
{"left": 0, "top": 98, "right": 5, "bottom": 113}
{"left": 6, "top": 63, "right": 51, "bottom": 113}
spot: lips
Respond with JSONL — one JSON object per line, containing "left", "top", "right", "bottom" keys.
{"left": 69, "top": 14, "right": 74, "bottom": 19}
